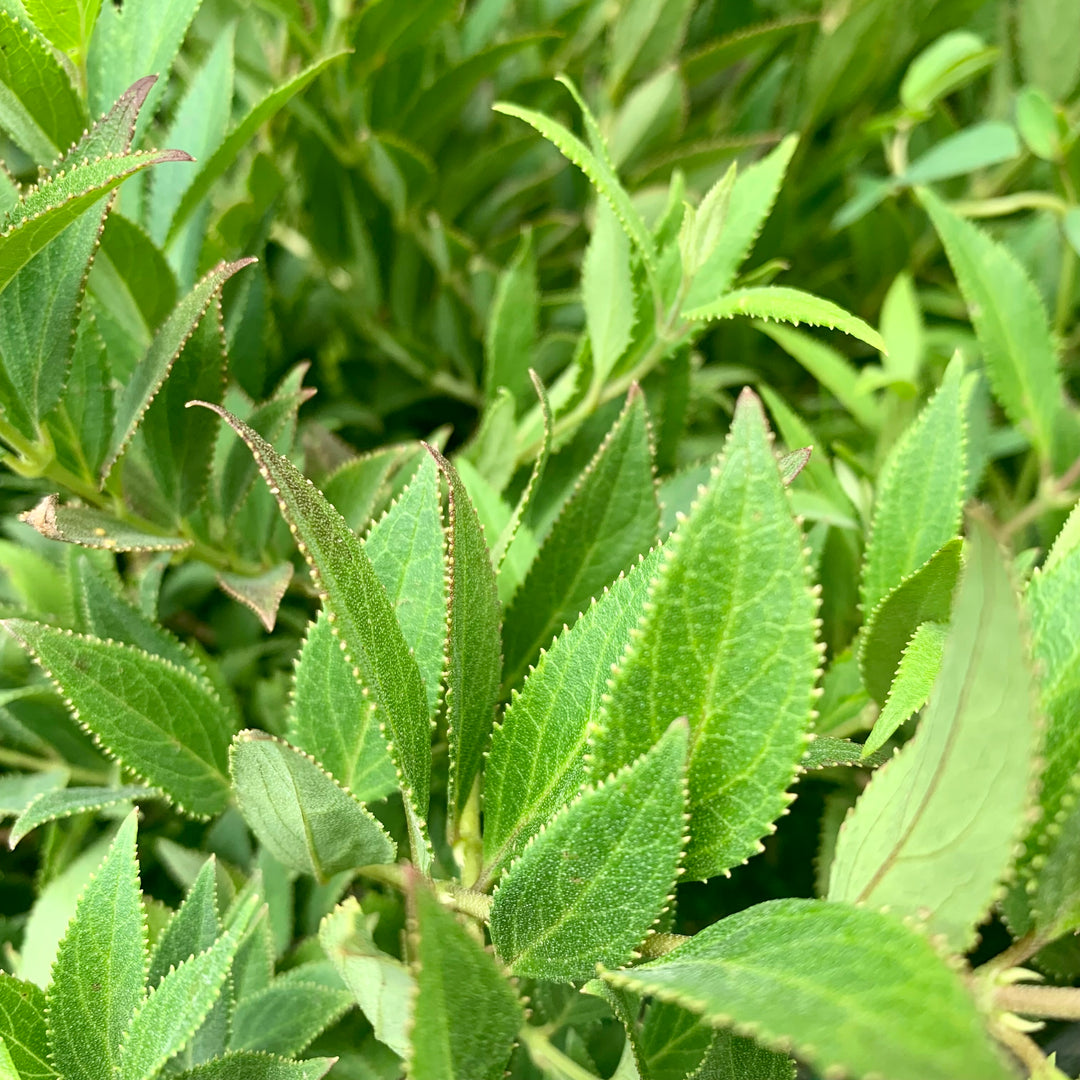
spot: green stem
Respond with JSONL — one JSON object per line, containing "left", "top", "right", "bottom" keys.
{"left": 0, "top": 746, "right": 110, "bottom": 785}
{"left": 949, "top": 192, "right": 1068, "bottom": 219}
{"left": 518, "top": 1024, "right": 605, "bottom": 1080}
{"left": 457, "top": 775, "right": 484, "bottom": 889}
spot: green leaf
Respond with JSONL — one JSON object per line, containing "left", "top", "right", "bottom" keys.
{"left": 1032, "top": 793, "right": 1080, "bottom": 940}
{"left": 228, "top": 982, "right": 353, "bottom": 1057}
{"left": 217, "top": 564, "right": 294, "bottom": 634}
{"left": 287, "top": 611, "right": 397, "bottom": 805}
{"left": 320, "top": 897, "right": 413, "bottom": 1058}
{"left": 830, "top": 519, "right": 1038, "bottom": 951}
{"left": 9, "top": 784, "right": 156, "bottom": 848}
{"left": 861, "top": 362, "right": 968, "bottom": 616}
{"left": 0, "top": 769, "right": 69, "bottom": 819}
{"left": 148, "top": 857, "right": 219, "bottom": 988}
{"left": 168, "top": 53, "right": 348, "bottom": 243}
{"left": 22, "top": 0, "right": 102, "bottom": 55}
{"left": 364, "top": 455, "right": 447, "bottom": 721}
{"left": 502, "top": 386, "right": 659, "bottom": 690}
{"left": 684, "top": 286, "right": 885, "bottom": 353}
{"left": 879, "top": 271, "right": 924, "bottom": 386}
{"left": 2, "top": 620, "right": 234, "bottom": 816}
{"left": 407, "top": 878, "right": 523, "bottom": 1080}
{"left": 46, "top": 811, "right": 146, "bottom": 1080}
{"left": 609, "top": 0, "right": 694, "bottom": 91}
{"left": 482, "top": 546, "right": 663, "bottom": 881}
{"left": 1017, "top": 0, "right": 1080, "bottom": 102}
{"left": 900, "top": 122, "right": 1020, "bottom": 185}
{"left": 0, "top": 973, "right": 54, "bottom": 1080}
{"left": 604, "top": 898, "right": 1012, "bottom": 1080}
{"left": 490, "top": 720, "right": 688, "bottom": 982}
{"left": 97, "top": 211, "right": 178, "bottom": 336}
{"left": 230, "top": 731, "right": 396, "bottom": 883}
{"left": 920, "top": 188, "right": 1064, "bottom": 464}
{"left": 755, "top": 322, "right": 883, "bottom": 431}
{"left": 463, "top": 388, "right": 517, "bottom": 495}
{"left": 683, "top": 135, "right": 798, "bottom": 308}
{"left": 0, "top": 10, "right": 85, "bottom": 161}
{"left": 173, "top": 1054, "right": 335, "bottom": 1080}
{"left": 321, "top": 445, "right": 409, "bottom": 533}
{"left": 862, "top": 621, "right": 946, "bottom": 757}
{"left": 802, "top": 736, "right": 887, "bottom": 770}
{"left": 697, "top": 1032, "right": 795, "bottom": 1080}
{"left": 583, "top": 201, "right": 636, "bottom": 387}
{"left": 426, "top": 446, "right": 501, "bottom": 820}
{"left": 1016, "top": 86, "right": 1061, "bottom": 162}
{"left": 634, "top": 999, "right": 713, "bottom": 1080}
{"left": 900, "top": 31, "right": 999, "bottom": 115}
{"left": 21, "top": 494, "right": 191, "bottom": 552}
{"left": 859, "top": 538, "right": 963, "bottom": 705}
{"left": 484, "top": 229, "right": 538, "bottom": 406}
{"left": 194, "top": 403, "right": 432, "bottom": 851}
{"left": 102, "top": 258, "right": 256, "bottom": 484}
{"left": 590, "top": 389, "right": 819, "bottom": 881}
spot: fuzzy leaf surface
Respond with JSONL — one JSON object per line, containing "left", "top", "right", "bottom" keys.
{"left": 0, "top": 974, "right": 53, "bottom": 1080}
{"left": 861, "top": 363, "right": 967, "bottom": 615}
{"left": 46, "top": 811, "right": 146, "bottom": 1080}
{"left": 483, "top": 546, "right": 663, "bottom": 879}
{"left": 217, "top": 564, "right": 293, "bottom": 633}
{"left": 194, "top": 403, "right": 432, "bottom": 828}
{"left": 502, "top": 387, "right": 658, "bottom": 689}
{"left": 9, "top": 784, "right": 156, "bottom": 848}
{"left": 21, "top": 494, "right": 191, "bottom": 552}
{"left": 2, "top": 620, "right": 233, "bottom": 816}
{"left": 490, "top": 721, "right": 687, "bottom": 982}
{"left": 22, "top": 0, "right": 102, "bottom": 55}
{"left": 173, "top": 1055, "right": 335, "bottom": 1080}
{"left": 229, "top": 982, "right": 353, "bottom": 1056}
{"left": 230, "top": 732, "right": 396, "bottom": 883}
{"left": 408, "top": 881, "right": 522, "bottom": 1080}
{"left": 148, "top": 858, "right": 219, "bottom": 988}
{"left": 590, "top": 389, "right": 818, "bottom": 880}
{"left": 830, "top": 520, "right": 1038, "bottom": 950}
{"left": 604, "top": 899, "right": 1011, "bottom": 1080}
{"left": 698, "top": 1032, "right": 795, "bottom": 1080}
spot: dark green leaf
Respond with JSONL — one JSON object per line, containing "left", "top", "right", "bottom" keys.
{"left": 229, "top": 981, "right": 353, "bottom": 1057}
{"left": 0, "top": 973, "right": 53, "bottom": 1080}
{"left": 9, "top": 784, "right": 156, "bottom": 848}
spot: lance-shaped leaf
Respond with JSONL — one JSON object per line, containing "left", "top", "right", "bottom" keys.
{"left": 683, "top": 135, "right": 798, "bottom": 309}
{"left": 22, "top": 0, "right": 103, "bottom": 57}
{"left": 320, "top": 898, "right": 413, "bottom": 1057}
{"left": 801, "top": 736, "right": 887, "bottom": 770}
{"left": 0, "top": 10, "right": 85, "bottom": 162}
{"left": 102, "top": 259, "right": 256, "bottom": 483}
{"left": 218, "top": 564, "right": 294, "bottom": 633}
{"left": 861, "top": 361, "right": 968, "bottom": 616}
{"left": 228, "top": 981, "right": 353, "bottom": 1057}
{"left": 230, "top": 732, "right": 396, "bottom": 883}
{"left": 484, "top": 231, "right": 538, "bottom": 406}
{"left": 683, "top": 286, "right": 885, "bottom": 352}
{"left": 0, "top": 973, "right": 53, "bottom": 1080}
{"left": 364, "top": 455, "right": 447, "bottom": 720}
{"left": 830, "top": 520, "right": 1038, "bottom": 951}
{"left": 168, "top": 53, "right": 349, "bottom": 242}
{"left": 287, "top": 611, "right": 397, "bottom": 804}
{"left": 584, "top": 201, "right": 636, "bottom": 386}
{"left": 483, "top": 546, "right": 663, "bottom": 880}
{"left": 173, "top": 1054, "right": 335, "bottom": 1080}
{"left": 46, "top": 811, "right": 146, "bottom": 1080}
{"left": 921, "top": 189, "right": 1063, "bottom": 464}
{"left": 191, "top": 402, "right": 432, "bottom": 840}
{"left": 490, "top": 721, "right": 688, "bottom": 982}
{"left": 603, "top": 899, "right": 1012, "bottom": 1080}
{"left": 407, "top": 877, "right": 523, "bottom": 1080}
{"left": 862, "top": 620, "right": 946, "bottom": 757}
{"left": 859, "top": 538, "right": 963, "bottom": 704}
{"left": 0, "top": 148, "right": 191, "bottom": 298}
{"left": 21, "top": 494, "right": 191, "bottom": 552}
{"left": 425, "top": 446, "right": 501, "bottom": 820}
{"left": 9, "top": 784, "right": 157, "bottom": 848}
{"left": 321, "top": 445, "right": 409, "bottom": 532}
{"left": 2, "top": 620, "right": 234, "bottom": 816}
{"left": 590, "top": 389, "right": 819, "bottom": 881}
{"left": 502, "top": 386, "right": 659, "bottom": 689}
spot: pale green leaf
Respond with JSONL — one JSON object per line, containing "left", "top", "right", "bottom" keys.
{"left": 590, "top": 389, "right": 819, "bottom": 881}
{"left": 862, "top": 621, "right": 946, "bottom": 757}
{"left": 320, "top": 897, "right": 413, "bottom": 1057}
{"left": 685, "top": 286, "right": 885, "bottom": 353}
{"left": 218, "top": 564, "right": 294, "bottom": 633}
{"left": 609, "top": 64, "right": 683, "bottom": 169}
{"left": 604, "top": 898, "right": 1012, "bottom": 1080}
{"left": 880, "top": 271, "right": 924, "bottom": 385}
{"left": 1017, "top": 0, "right": 1080, "bottom": 102}
{"left": 0, "top": 769, "right": 68, "bottom": 819}
{"left": 901, "top": 122, "right": 1020, "bottom": 185}
{"left": 46, "top": 811, "right": 146, "bottom": 1080}
{"left": 408, "top": 879, "right": 523, "bottom": 1080}
{"left": 194, "top": 402, "right": 432, "bottom": 847}
{"left": 1016, "top": 86, "right": 1062, "bottom": 162}
{"left": 22, "top": 0, "right": 102, "bottom": 55}
{"left": 609, "top": 0, "right": 694, "bottom": 91}
{"left": 484, "top": 230, "right": 538, "bottom": 406}
{"left": 490, "top": 721, "right": 688, "bottom": 982}
{"left": 830, "top": 519, "right": 1038, "bottom": 951}
{"left": 583, "top": 201, "right": 636, "bottom": 386}
{"left": 229, "top": 982, "right": 353, "bottom": 1057}
{"left": 230, "top": 731, "right": 396, "bottom": 883}
{"left": 426, "top": 446, "right": 501, "bottom": 820}
{"left": 921, "top": 188, "right": 1064, "bottom": 463}
{"left": 464, "top": 388, "right": 516, "bottom": 494}
{"left": 482, "top": 546, "right": 663, "bottom": 882}
{"left": 2, "top": 620, "right": 234, "bottom": 816}
{"left": 859, "top": 538, "right": 962, "bottom": 704}
{"left": 861, "top": 362, "right": 968, "bottom": 615}
{"left": 21, "top": 494, "right": 191, "bottom": 552}
{"left": 102, "top": 258, "right": 256, "bottom": 484}
{"left": 682, "top": 135, "right": 797, "bottom": 308}
{"left": 9, "top": 784, "right": 156, "bottom": 848}
{"left": 168, "top": 53, "right": 348, "bottom": 243}
{"left": 900, "top": 31, "right": 999, "bottom": 115}
{"left": 173, "top": 1053, "right": 335, "bottom": 1080}
{"left": 287, "top": 611, "right": 397, "bottom": 805}
{"left": 679, "top": 163, "right": 735, "bottom": 281}
{"left": 321, "top": 445, "right": 409, "bottom": 533}
{"left": 0, "top": 974, "right": 53, "bottom": 1080}
{"left": 502, "top": 386, "right": 659, "bottom": 690}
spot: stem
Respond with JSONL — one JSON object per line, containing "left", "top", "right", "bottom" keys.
{"left": 997, "top": 984, "right": 1080, "bottom": 1022}
{"left": 978, "top": 933, "right": 1044, "bottom": 974}
{"left": 0, "top": 746, "right": 110, "bottom": 785}
{"left": 518, "top": 1024, "right": 605, "bottom": 1080}
{"left": 949, "top": 192, "right": 1068, "bottom": 219}
{"left": 356, "top": 862, "right": 406, "bottom": 889}
{"left": 456, "top": 775, "right": 483, "bottom": 889}
{"left": 992, "top": 1024, "right": 1048, "bottom": 1075}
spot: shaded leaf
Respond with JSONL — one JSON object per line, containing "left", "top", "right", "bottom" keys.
{"left": 218, "top": 564, "right": 294, "bottom": 633}
{"left": 21, "top": 494, "right": 192, "bottom": 552}
{"left": 0, "top": 973, "right": 53, "bottom": 1080}
{"left": 148, "top": 857, "right": 219, "bottom": 988}
{"left": 173, "top": 1054, "right": 335, "bottom": 1080}
{"left": 229, "top": 982, "right": 353, "bottom": 1057}
{"left": 9, "top": 784, "right": 156, "bottom": 848}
